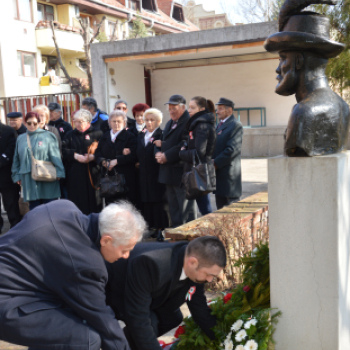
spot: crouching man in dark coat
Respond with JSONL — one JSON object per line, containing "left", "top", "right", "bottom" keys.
{"left": 0, "top": 199, "right": 146, "bottom": 350}
{"left": 106, "top": 236, "right": 226, "bottom": 350}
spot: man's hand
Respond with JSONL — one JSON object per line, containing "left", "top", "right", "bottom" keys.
{"left": 123, "top": 148, "right": 131, "bottom": 155}
{"left": 17, "top": 180, "right": 21, "bottom": 186}
{"left": 153, "top": 140, "right": 162, "bottom": 147}
{"left": 135, "top": 162, "right": 140, "bottom": 169}
{"left": 155, "top": 152, "right": 167, "bottom": 164}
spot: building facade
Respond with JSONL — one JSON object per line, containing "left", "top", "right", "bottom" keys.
{"left": 0, "top": 0, "right": 197, "bottom": 121}
{"left": 183, "top": 1, "right": 233, "bottom": 30}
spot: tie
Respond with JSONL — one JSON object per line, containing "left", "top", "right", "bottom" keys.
{"left": 217, "top": 121, "right": 224, "bottom": 129}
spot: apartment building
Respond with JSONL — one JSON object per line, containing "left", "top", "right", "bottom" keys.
{"left": 0, "top": 0, "right": 197, "bottom": 120}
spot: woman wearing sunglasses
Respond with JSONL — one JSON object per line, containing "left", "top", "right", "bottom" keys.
{"left": 11, "top": 111, "right": 65, "bottom": 211}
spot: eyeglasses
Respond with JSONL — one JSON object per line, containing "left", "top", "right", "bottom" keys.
{"left": 27, "top": 122, "right": 38, "bottom": 126}
{"left": 116, "top": 107, "right": 127, "bottom": 111}
{"left": 73, "top": 120, "right": 85, "bottom": 124}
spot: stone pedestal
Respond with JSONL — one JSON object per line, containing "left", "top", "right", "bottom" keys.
{"left": 268, "top": 152, "right": 350, "bottom": 350}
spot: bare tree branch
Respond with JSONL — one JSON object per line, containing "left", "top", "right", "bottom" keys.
{"left": 49, "top": 21, "right": 81, "bottom": 92}
{"left": 110, "top": 21, "right": 118, "bottom": 42}
{"left": 90, "top": 16, "right": 106, "bottom": 45}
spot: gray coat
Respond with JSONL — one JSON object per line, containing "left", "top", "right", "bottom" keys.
{"left": 212, "top": 115, "right": 243, "bottom": 199}
{"left": 0, "top": 200, "right": 129, "bottom": 350}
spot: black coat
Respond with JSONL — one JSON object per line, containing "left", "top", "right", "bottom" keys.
{"left": 179, "top": 111, "right": 216, "bottom": 173}
{"left": 62, "top": 126, "right": 102, "bottom": 214}
{"left": 0, "top": 200, "right": 129, "bottom": 350}
{"left": 157, "top": 111, "right": 190, "bottom": 186}
{"left": 95, "top": 129, "right": 137, "bottom": 203}
{"left": 128, "top": 124, "right": 146, "bottom": 138}
{"left": 0, "top": 122, "right": 17, "bottom": 188}
{"left": 212, "top": 115, "right": 243, "bottom": 199}
{"left": 106, "top": 242, "right": 217, "bottom": 350}
{"left": 136, "top": 128, "right": 166, "bottom": 203}
{"left": 49, "top": 117, "right": 73, "bottom": 140}
{"left": 15, "top": 124, "right": 27, "bottom": 136}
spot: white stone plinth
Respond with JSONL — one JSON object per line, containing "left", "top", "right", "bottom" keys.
{"left": 268, "top": 152, "right": 350, "bottom": 350}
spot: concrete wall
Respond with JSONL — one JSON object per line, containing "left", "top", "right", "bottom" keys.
{"left": 151, "top": 59, "right": 295, "bottom": 127}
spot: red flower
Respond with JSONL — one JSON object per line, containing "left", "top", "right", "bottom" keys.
{"left": 223, "top": 293, "right": 233, "bottom": 304}
{"left": 174, "top": 325, "right": 186, "bottom": 338}
{"left": 243, "top": 285, "right": 251, "bottom": 293}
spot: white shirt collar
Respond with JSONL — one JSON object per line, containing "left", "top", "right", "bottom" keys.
{"left": 110, "top": 129, "right": 122, "bottom": 142}
{"left": 144, "top": 128, "right": 158, "bottom": 144}
{"left": 179, "top": 268, "right": 187, "bottom": 281}
{"left": 220, "top": 116, "right": 231, "bottom": 124}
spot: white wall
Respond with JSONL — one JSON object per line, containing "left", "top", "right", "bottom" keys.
{"left": 151, "top": 59, "right": 296, "bottom": 127}
{"left": 107, "top": 61, "right": 146, "bottom": 114}
{"left": 0, "top": 0, "right": 41, "bottom": 98}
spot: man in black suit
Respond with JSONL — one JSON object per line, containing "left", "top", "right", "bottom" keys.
{"left": 0, "top": 200, "right": 146, "bottom": 350}
{"left": 48, "top": 102, "right": 73, "bottom": 139}
{"left": 7, "top": 111, "right": 26, "bottom": 135}
{"left": 213, "top": 98, "right": 243, "bottom": 210}
{"left": 155, "top": 95, "right": 196, "bottom": 227}
{"left": 0, "top": 120, "right": 21, "bottom": 233}
{"left": 106, "top": 236, "right": 226, "bottom": 350}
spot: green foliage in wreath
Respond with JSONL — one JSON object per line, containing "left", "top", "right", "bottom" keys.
{"left": 174, "top": 243, "right": 281, "bottom": 350}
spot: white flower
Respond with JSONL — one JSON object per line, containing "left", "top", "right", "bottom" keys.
{"left": 231, "top": 319, "right": 243, "bottom": 332}
{"left": 250, "top": 318, "right": 257, "bottom": 326}
{"left": 225, "top": 340, "right": 234, "bottom": 350}
{"left": 235, "top": 329, "right": 247, "bottom": 342}
{"left": 244, "top": 339, "right": 258, "bottom": 350}
{"left": 235, "top": 346, "right": 245, "bottom": 350}
{"left": 244, "top": 321, "right": 252, "bottom": 329}
{"left": 251, "top": 248, "right": 258, "bottom": 257}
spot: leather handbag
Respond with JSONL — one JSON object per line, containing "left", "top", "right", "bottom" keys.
{"left": 27, "top": 134, "right": 57, "bottom": 182}
{"left": 182, "top": 151, "right": 216, "bottom": 200}
{"left": 99, "top": 161, "right": 128, "bottom": 198}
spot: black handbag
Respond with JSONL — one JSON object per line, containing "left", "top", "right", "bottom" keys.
{"left": 99, "top": 161, "right": 128, "bottom": 198}
{"left": 182, "top": 151, "right": 216, "bottom": 200}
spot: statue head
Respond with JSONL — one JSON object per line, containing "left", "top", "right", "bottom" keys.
{"left": 265, "top": 0, "right": 344, "bottom": 96}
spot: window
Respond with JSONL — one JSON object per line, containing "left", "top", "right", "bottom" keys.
{"left": 41, "top": 56, "right": 58, "bottom": 76}
{"left": 142, "top": 0, "right": 156, "bottom": 12}
{"left": 37, "top": 3, "right": 54, "bottom": 22}
{"left": 128, "top": 0, "right": 140, "bottom": 11}
{"left": 172, "top": 5, "right": 184, "bottom": 22}
{"left": 13, "top": 0, "right": 33, "bottom": 22}
{"left": 79, "top": 59, "right": 88, "bottom": 72}
{"left": 17, "top": 52, "right": 36, "bottom": 77}
{"left": 108, "top": 21, "right": 117, "bottom": 40}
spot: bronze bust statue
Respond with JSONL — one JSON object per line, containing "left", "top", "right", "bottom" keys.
{"left": 264, "top": 0, "right": 350, "bottom": 156}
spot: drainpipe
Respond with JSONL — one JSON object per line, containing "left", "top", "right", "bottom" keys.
{"left": 149, "top": 19, "right": 155, "bottom": 30}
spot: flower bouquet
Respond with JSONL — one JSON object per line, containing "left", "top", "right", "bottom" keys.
{"left": 172, "top": 244, "right": 281, "bottom": 350}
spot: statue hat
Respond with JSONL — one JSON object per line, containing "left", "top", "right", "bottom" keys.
{"left": 264, "top": 0, "right": 344, "bottom": 58}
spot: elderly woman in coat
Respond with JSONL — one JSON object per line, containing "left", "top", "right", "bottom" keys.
{"left": 11, "top": 111, "right": 65, "bottom": 211}
{"left": 62, "top": 109, "right": 102, "bottom": 215}
{"left": 136, "top": 108, "right": 168, "bottom": 240}
{"left": 95, "top": 110, "right": 137, "bottom": 205}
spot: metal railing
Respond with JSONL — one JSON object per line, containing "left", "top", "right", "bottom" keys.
{"left": 0, "top": 91, "right": 91, "bottom": 124}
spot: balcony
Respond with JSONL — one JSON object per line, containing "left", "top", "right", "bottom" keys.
{"left": 35, "top": 21, "right": 85, "bottom": 58}
{"left": 39, "top": 76, "right": 89, "bottom": 95}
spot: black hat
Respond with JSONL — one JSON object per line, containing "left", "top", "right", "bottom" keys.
{"left": 264, "top": 0, "right": 344, "bottom": 59}
{"left": 48, "top": 102, "right": 62, "bottom": 111}
{"left": 216, "top": 98, "right": 235, "bottom": 109}
{"left": 7, "top": 112, "right": 23, "bottom": 119}
{"left": 164, "top": 94, "right": 186, "bottom": 105}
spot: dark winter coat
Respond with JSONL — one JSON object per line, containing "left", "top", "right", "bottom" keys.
{"left": 91, "top": 109, "right": 109, "bottom": 133}
{"left": 106, "top": 242, "right": 217, "bottom": 350}
{"left": 0, "top": 200, "right": 129, "bottom": 350}
{"left": 49, "top": 117, "right": 73, "bottom": 140}
{"left": 157, "top": 110, "right": 190, "bottom": 186}
{"left": 213, "top": 115, "right": 243, "bottom": 199}
{"left": 136, "top": 128, "right": 166, "bottom": 203}
{"left": 179, "top": 111, "right": 216, "bottom": 173}
{"left": 128, "top": 124, "right": 146, "bottom": 138}
{"left": 15, "top": 124, "right": 27, "bottom": 136}
{"left": 62, "top": 126, "right": 102, "bottom": 215}
{"left": 95, "top": 129, "right": 137, "bottom": 203}
{"left": 0, "top": 122, "right": 17, "bottom": 188}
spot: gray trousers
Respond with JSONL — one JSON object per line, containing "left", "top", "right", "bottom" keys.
{"left": 166, "top": 185, "right": 196, "bottom": 227}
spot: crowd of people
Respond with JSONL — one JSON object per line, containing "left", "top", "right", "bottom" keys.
{"left": 0, "top": 94, "right": 243, "bottom": 236}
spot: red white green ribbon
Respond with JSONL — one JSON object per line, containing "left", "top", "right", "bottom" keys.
{"left": 186, "top": 286, "right": 196, "bottom": 301}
